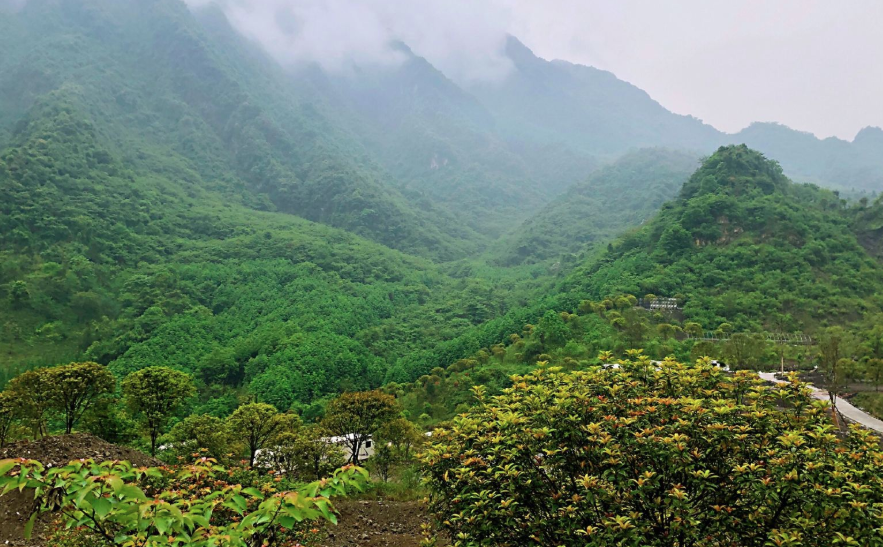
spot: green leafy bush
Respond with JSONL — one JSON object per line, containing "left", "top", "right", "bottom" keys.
{"left": 0, "top": 458, "right": 367, "bottom": 547}
{"left": 422, "top": 357, "right": 883, "bottom": 546}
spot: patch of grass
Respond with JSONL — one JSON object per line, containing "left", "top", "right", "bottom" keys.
{"left": 849, "top": 392, "right": 883, "bottom": 421}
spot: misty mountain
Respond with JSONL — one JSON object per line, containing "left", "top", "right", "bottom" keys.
{"left": 467, "top": 36, "right": 721, "bottom": 157}
{"left": 294, "top": 42, "right": 596, "bottom": 238}
{"left": 466, "top": 36, "right": 883, "bottom": 194}
{"left": 0, "top": 0, "right": 484, "bottom": 260}
{"left": 733, "top": 122, "right": 883, "bottom": 194}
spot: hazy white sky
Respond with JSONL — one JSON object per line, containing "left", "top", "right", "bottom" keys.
{"left": 188, "top": 0, "right": 883, "bottom": 140}
{"left": 508, "top": 0, "right": 883, "bottom": 140}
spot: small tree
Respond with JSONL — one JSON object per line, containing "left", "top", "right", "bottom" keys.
{"left": 0, "top": 392, "right": 16, "bottom": 447}
{"left": 818, "top": 326, "right": 853, "bottom": 415}
{"left": 683, "top": 322, "right": 703, "bottom": 337}
{"left": 536, "top": 310, "right": 569, "bottom": 348}
{"left": 8, "top": 280, "right": 30, "bottom": 308}
{"left": 5, "top": 368, "right": 53, "bottom": 438}
{"left": 45, "top": 362, "right": 116, "bottom": 434}
{"left": 379, "top": 417, "right": 423, "bottom": 461}
{"left": 369, "top": 418, "right": 424, "bottom": 482}
{"left": 368, "top": 441, "right": 396, "bottom": 483}
{"left": 226, "top": 403, "right": 295, "bottom": 466}
{"left": 322, "top": 390, "right": 399, "bottom": 464}
{"left": 258, "top": 425, "right": 347, "bottom": 481}
{"left": 167, "top": 414, "right": 230, "bottom": 461}
{"left": 722, "top": 332, "right": 766, "bottom": 370}
{"left": 122, "top": 367, "right": 195, "bottom": 456}
{"left": 298, "top": 425, "right": 348, "bottom": 481}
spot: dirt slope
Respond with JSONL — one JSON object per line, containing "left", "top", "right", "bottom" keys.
{"left": 0, "top": 433, "right": 157, "bottom": 546}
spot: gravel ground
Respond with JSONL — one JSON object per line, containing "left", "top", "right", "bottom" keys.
{"left": 321, "top": 499, "right": 447, "bottom": 547}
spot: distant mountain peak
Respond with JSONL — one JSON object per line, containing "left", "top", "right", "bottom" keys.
{"left": 855, "top": 126, "right": 883, "bottom": 146}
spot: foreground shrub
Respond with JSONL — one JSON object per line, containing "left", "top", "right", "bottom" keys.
{"left": 0, "top": 457, "right": 367, "bottom": 547}
{"left": 422, "top": 356, "right": 883, "bottom": 546}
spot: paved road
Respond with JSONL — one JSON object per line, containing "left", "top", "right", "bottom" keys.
{"left": 757, "top": 372, "right": 883, "bottom": 434}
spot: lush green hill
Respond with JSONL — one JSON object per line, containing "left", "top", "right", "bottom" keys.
{"left": 495, "top": 148, "right": 699, "bottom": 265}
{"left": 3, "top": 0, "right": 883, "bottom": 424}
{"left": 563, "top": 145, "right": 883, "bottom": 331}
{"left": 0, "top": 91, "right": 559, "bottom": 412}
{"left": 394, "top": 146, "right": 883, "bottom": 425}
{"left": 0, "top": 0, "right": 480, "bottom": 260}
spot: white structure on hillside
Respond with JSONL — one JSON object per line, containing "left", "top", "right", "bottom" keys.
{"left": 323, "top": 433, "right": 375, "bottom": 462}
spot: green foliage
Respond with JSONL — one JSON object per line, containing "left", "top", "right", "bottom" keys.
{"left": 0, "top": 392, "right": 14, "bottom": 447}
{"left": 0, "top": 457, "right": 367, "bottom": 547}
{"left": 226, "top": 403, "right": 297, "bottom": 466}
{"left": 122, "top": 366, "right": 196, "bottom": 456}
{"left": 322, "top": 390, "right": 400, "bottom": 464}
{"left": 4, "top": 367, "right": 54, "bottom": 437}
{"left": 367, "top": 418, "right": 425, "bottom": 483}
{"left": 422, "top": 358, "right": 883, "bottom": 546}
{"left": 535, "top": 310, "right": 568, "bottom": 349}
{"left": 166, "top": 414, "right": 230, "bottom": 462}
{"left": 256, "top": 425, "right": 348, "bottom": 482}
{"left": 496, "top": 149, "right": 698, "bottom": 265}
{"left": 43, "top": 361, "right": 116, "bottom": 434}
{"left": 566, "top": 146, "right": 883, "bottom": 332}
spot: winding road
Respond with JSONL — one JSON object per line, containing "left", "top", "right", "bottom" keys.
{"left": 757, "top": 372, "right": 883, "bottom": 434}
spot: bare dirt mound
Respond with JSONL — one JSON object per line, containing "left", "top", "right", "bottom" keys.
{"left": 322, "top": 499, "right": 447, "bottom": 547}
{"left": 0, "top": 433, "right": 157, "bottom": 546}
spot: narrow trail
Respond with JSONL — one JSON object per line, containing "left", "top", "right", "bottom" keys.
{"left": 757, "top": 372, "right": 883, "bottom": 434}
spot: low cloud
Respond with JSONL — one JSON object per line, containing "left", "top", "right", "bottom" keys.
{"left": 186, "top": 0, "right": 515, "bottom": 83}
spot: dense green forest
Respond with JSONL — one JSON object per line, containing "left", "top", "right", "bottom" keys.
{"left": 3, "top": 0, "right": 883, "bottom": 434}
{"left": 3, "top": 2, "right": 883, "bottom": 546}
{"left": 0, "top": 96, "right": 565, "bottom": 415}
{"left": 563, "top": 145, "right": 883, "bottom": 331}
{"left": 494, "top": 148, "right": 699, "bottom": 265}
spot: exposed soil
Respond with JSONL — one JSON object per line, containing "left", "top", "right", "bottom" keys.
{"left": 0, "top": 433, "right": 158, "bottom": 546}
{"left": 321, "top": 499, "right": 447, "bottom": 547}
{"left": 797, "top": 370, "right": 883, "bottom": 394}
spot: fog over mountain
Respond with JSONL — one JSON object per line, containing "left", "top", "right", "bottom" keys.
{"left": 183, "top": 0, "right": 517, "bottom": 83}
{"left": 184, "top": 0, "right": 883, "bottom": 141}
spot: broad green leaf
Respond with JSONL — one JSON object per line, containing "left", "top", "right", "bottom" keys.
{"left": 90, "top": 496, "right": 113, "bottom": 519}
{"left": 0, "top": 459, "right": 16, "bottom": 477}
{"left": 24, "top": 512, "right": 37, "bottom": 539}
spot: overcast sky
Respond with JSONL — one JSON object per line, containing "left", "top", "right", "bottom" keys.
{"left": 189, "top": 0, "right": 883, "bottom": 140}
{"left": 509, "top": 1, "right": 883, "bottom": 140}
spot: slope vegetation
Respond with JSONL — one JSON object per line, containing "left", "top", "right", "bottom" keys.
{"left": 564, "top": 145, "right": 883, "bottom": 330}
{"left": 496, "top": 148, "right": 699, "bottom": 265}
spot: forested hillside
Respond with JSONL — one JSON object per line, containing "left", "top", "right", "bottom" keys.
{"left": 2, "top": 90, "right": 581, "bottom": 409}
{"left": 495, "top": 148, "right": 699, "bottom": 265}
{"left": 2, "top": 0, "right": 883, "bottom": 424}
{"left": 0, "top": 0, "right": 482, "bottom": 260}
{"left": 563, "top": 145, "right": 883, "bottom": 331}
{"left": 394, "top": 147, "right": 883, "bottom": 425}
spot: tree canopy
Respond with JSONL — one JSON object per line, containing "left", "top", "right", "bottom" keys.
{"left": 423, "top": 357, "right": 883, "bottom": 547}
